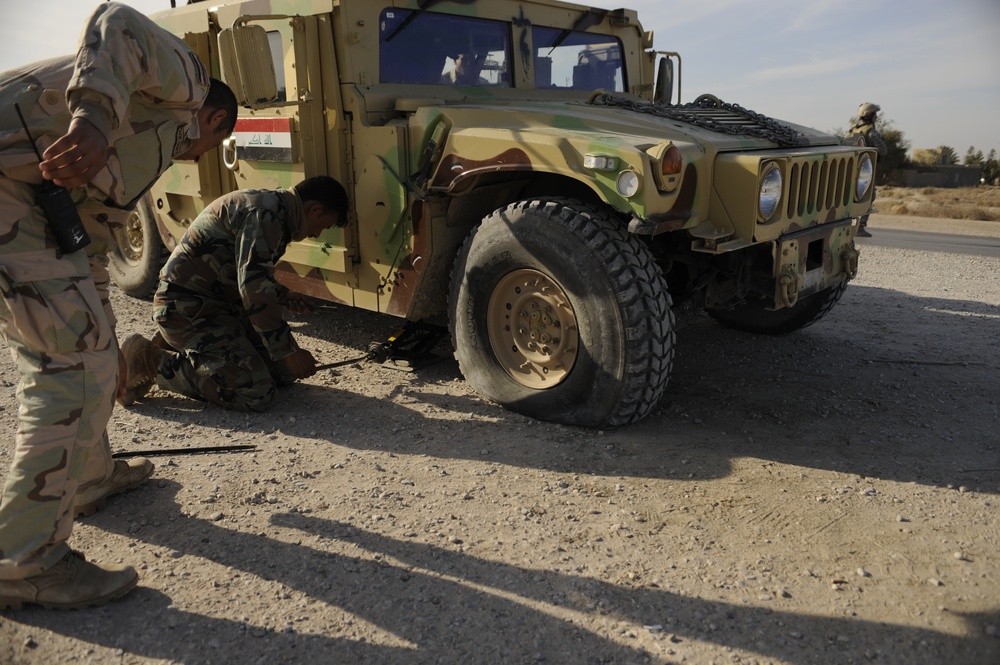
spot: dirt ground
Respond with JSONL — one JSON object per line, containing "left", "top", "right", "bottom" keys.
{"left": 1, "top": 214, "right": 998, "bottom": 665}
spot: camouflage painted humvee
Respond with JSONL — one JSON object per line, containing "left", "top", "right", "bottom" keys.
{"left": 111, "top": 0, "right": 875, "bottom": 428}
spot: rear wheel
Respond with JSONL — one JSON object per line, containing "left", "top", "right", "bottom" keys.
{"left": 706, "top": 279, "right": 848, "bottom": 335}
{"left": 109, "top": 198, "right": 163, "bottom": 299}
{"left": 449, "top": 198, "right": 674, "bottom": 428}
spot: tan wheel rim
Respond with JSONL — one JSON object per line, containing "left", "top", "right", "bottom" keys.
{"left": 115, "top": 210, "right": 145, "bottom": 264}
{"left": 487, "top": 269, "right": 579, "bottom": 389}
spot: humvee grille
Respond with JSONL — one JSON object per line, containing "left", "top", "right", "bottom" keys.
{"left": 784, "top": 155, "right": 855, "bottom": 219}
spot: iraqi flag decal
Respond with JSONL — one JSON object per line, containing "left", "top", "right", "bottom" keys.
{"left": 233, "top": 117, "right": 294, "bottom": 162}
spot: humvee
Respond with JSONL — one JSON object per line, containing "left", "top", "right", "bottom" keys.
{"left": 112, "top": 0, "right": 874, "bottom": 428}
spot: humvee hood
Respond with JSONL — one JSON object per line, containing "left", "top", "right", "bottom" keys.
{"left": 428, "top": 97, "right": 841, "bottom": 153}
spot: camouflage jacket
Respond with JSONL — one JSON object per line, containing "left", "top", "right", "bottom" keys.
{"left": 0, "top": 2, "right": 210, "bottom": 255}
{"left": 159, "top": 189, "right": 305, "bottom": 362}
{"left": 846, "top": 122, "right": 887, "bottom": 159}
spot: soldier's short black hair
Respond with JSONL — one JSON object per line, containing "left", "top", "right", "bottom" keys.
{"left": 295, "top": 176, "right": 350, "bottom": 227}
{"left": 205, "top": 78, "right": 239, "bottom": 135}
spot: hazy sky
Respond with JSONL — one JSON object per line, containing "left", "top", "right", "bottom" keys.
{"left": 2, "top": 0, "right": 998, "bottom": 158}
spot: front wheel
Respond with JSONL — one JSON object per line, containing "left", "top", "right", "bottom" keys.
{"left": 108, "top": 198, "right": 164, "bottom": 299}
{"left": 449, "top": 198, "right": 674, "bottom": 428}
{"left": 706, "top": 279, "right": 848, "bottom": 335}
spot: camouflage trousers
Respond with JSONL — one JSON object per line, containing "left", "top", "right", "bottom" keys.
{"left": 0, "top": 179, "right": 117, "bottom": 579}
{"left": 153, "top": 288, "right": 285, "bottom": 412}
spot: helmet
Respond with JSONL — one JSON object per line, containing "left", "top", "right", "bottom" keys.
{"left": 858, "top": 102, "right": 881, "bottom": 117}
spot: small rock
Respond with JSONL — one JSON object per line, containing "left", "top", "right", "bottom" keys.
{"left": 23, "top": 637, "right": 37, "bottom": 649}
{"left": 953, "top": 551, "right": 970, "bottom": 561}
{"left": 857, "top": 567, "right": 871, "bottom": 577}
{"left": 928, "top": 578, "right": 944, "bottom": 587}
{"left": 209, "top": 512, "right": 224, "bottom": 522}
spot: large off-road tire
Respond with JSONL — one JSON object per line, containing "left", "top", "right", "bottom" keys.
{"left": 449, "top": 198, "right": 674, "bottom": 428}
{"left": 706, "top": 279, "right": 849, "bottom": 335}
{"left": 108, "top": 198, "right": 164, "bottom": 299}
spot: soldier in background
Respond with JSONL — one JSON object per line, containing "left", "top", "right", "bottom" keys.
{"left": 0, "top": 3, "right": 236, "bottom": 609}
{"left": 845, "top": 102, "right": 887, "bottom": 237}
{"left": 120, "top": 176, "right": 349, "bottom": 412}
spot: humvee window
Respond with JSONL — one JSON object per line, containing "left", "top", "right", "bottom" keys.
{"left": 379, "top": 9, "right": 511, "bottom": 87}
{"left": 533, "top": 27, "right": 624, "bottom": 91}
{"left": 266, "top": 31, "right": 287, "bottom": 102}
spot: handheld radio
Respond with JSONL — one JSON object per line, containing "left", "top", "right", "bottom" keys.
{"left": 13, "top": 103, "right": 91, "bottom": 253}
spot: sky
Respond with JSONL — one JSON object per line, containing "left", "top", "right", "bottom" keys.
{"left": 2, "top": 0, "right": 998, "bottom": 159}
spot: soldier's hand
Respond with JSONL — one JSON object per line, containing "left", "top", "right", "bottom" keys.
{"left": 281, "top": 349, "right": 318, "bottom": 380}
{"left": 282, "top": 294, "right": 315, "bottom": 315}
{"left": 40, "top": 117, "right": 109, "bottom": 188}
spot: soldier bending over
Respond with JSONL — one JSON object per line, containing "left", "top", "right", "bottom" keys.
{"left": 0, "top": 3, "right": 236, "bottom": 610}
{"left": 120, "top": 176, "right": 349, "bottom": 412}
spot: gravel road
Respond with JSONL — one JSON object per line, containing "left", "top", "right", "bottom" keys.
{"left": 1, "top": 214, "right": 998, "bottom": 665}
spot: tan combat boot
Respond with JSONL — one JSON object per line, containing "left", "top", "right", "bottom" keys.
{"left": 74, "top": 457, "right": 155, "bottom": 518}
{"left": 119, "top": 333, "right": 162, "bottom": 406}
{"left": 0, "top": 550, "right": 138, "bottom": 610}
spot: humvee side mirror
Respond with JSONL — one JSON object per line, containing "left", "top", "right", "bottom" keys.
{"left": 219, "top": 24, "right": 279, "bottom": 108}
{"left": 654, "top": 56, "right": 673, "bottom": 104}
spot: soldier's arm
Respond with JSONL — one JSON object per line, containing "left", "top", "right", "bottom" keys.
{"left": 234, "top": 208, "right": 299, "bottom": 360}
{"left": 871, "top": 130, "right": 888, "bottom": 159}
{"left": 67, "top": 2, "right": 209, "bottom": 139}
{"left": 42, "top": 2, "right": 209, "bottom": 186}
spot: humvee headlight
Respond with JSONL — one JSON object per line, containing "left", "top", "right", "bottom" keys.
{"left": 856, "top": 154, "right": 874, "bottom": 200}
{"left": 648, "top": 142, "right": 683, "bottom": 192}
{"left": 758, "top": 164, "right": 783, "bottom": 219}
{"left": 661, "top": 145, "right": 682, "bottom": 176}
{"left": 616, "top": 170, "right": 640, "bottom": 197}
{"left": 584, "top": 154, "right": 618, "bottom": 171}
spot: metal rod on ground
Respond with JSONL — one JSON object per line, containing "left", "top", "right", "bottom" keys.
{"left": 314, "top": 352, "right": 372, "bottom": 371}
{"left": 112, "top": 445, "right": 257, "bottom": 458}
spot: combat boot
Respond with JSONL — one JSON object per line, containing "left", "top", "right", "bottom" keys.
{"left": 74, "top": 457, "right": 155, "bottom": 518}
{"left": 119, "top": 333, "right": 162, "bottom": 406}
{"left": 0, "top": 550, "right": 138, "bottom": 610}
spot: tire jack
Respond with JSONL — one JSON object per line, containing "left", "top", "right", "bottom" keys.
{"left": 315, "top": 320, "right": 449, "bottom": 373}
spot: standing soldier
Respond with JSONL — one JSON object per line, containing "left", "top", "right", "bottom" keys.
{"left": 119, "top": 176, "right": 350, "bottom": 412}
{"left": 0, "top": 3, "right": 236, "bottom": 609}
{"left": 846, "top": 102, "right": 887, "bottom": 237}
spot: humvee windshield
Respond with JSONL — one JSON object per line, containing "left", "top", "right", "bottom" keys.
{"left": 379, "top": 9, "right": 512, "bottom": 86}
{"left": 532, "top": 27, "right": 624, "bottom": 91}
{"left": 377, "top": 9, "right": 624, "bottom": 91}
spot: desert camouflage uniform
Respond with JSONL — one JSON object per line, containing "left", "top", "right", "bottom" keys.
{"left": 0, "top": 3, "right": 209, "bottom": 578}
{"left": 845, "top": 120, "right": 886, "bottom": 229}
{"left": 846, "top": 121, "right": 887, "bottom": 159}
{"left": 152, "top": 188, "right": 305, "bottom": 412}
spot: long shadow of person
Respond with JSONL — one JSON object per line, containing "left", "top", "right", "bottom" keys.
{"left": 6, "top": 480, "right": 679, "bottom": 664}
{"left": 270, "top": 511, "right": 999, "bottom": 665}
{"left": 9, "top": 473, "right": 997, "bottom": 663}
